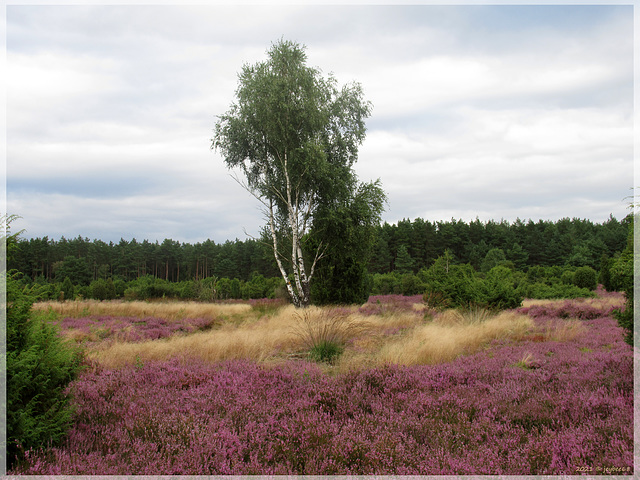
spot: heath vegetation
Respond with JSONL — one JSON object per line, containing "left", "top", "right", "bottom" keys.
{"left": 8, "top": 291, "right": 632, "bottom": 475}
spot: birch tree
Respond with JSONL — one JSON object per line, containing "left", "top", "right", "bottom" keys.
{"left": 212, "top": 39, "right": 373, "bottom": 307}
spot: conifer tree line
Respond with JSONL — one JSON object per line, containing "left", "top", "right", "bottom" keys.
{"left": 8, "top": 215, "right": 630, "bottom": 289}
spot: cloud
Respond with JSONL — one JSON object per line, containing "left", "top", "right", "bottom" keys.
{"left": 5, "top": 4, "right": 634, "bottom": 243}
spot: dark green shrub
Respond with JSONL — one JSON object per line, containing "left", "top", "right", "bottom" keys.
{"left": 521, "top": 281, "right": 595, "bottom": 299}
{"left": 89, "top": 278, "right": 108, "bottom": 300}
{"left": 124, "top": 275, "right": 178, "bottom": 300}
{"left": 482, "top": 266, "right": 523, "bottom": 310}
{"left": 598, "top": 255, "right": 614, "bottom": 291}
{"left": 418, "top": 260, "right": 484, "bottom": 309}
{"left": 214, "top": 277, "right": 232, "bottom": 300}
{"left": 560, "top": 270, "right": 575, "bottom": 285}
{"left": 177, "top": 280, "right": 197, "bottom": 300}
{"left": 371, "top": 272, "right": 400, "bottom": 295}
{"left": 61, "top": 277, "right": 74, "bottom": 301}
{"left": 611, "top": 224, "right": 634, "bottom": 345}
{"left": 572, "top": 266, "right": 597, "bottom": 290}
{"left": 6, "top": 272, "right": 84, "bottom": 470}
{"left": 105, "top": 278, "right": 116, "bottom": 299}
{"left": 311, "top": 258, "right": 373, "bottom": 305}
{"left": 113, "top": 278, "right": 127, "bottom": 298}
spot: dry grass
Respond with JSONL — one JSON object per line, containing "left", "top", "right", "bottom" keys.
{"left": 370, "top": 311, "right": 534, "bottom": 367}
{"left": 88, "top": 305, "right": 297, "bottom": 368}
{"left": 521, "top": 295, "right": 624, "bottom": 311}
{"left": 88, "top": 305, "right": 370, "bottom": 368}
{"left": 291, "top": 307, "right": 371, "bottom": 351}
{"left": 538, "top": 319, "right": 588, "bottom": 342}
{"left": 71, "top": 298, "right": 594, "bottom": 372}
{"left": 34, "top": 299, "right": 251, "bottom": 321}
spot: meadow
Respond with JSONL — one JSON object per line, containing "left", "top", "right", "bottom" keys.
{"left": 11, "top": 290, "right": 633, "bottom": 475}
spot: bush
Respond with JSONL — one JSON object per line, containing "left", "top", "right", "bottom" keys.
{"left": 611, "top": 224, "right": 634, "bottom": 345}
{"left": 89, "top": 278, "right": 116, "bottom": 300}
{"left": 418, "top": 259, "right": 519, "bottom": 310}
{"left": 124, "top": 275, "right": 178, "bottom": 300}
{"left": 6, "top": 272, "right": 84, "bottom": 470}
{"left": 572, "top": 266, "right": 597, "bottom": 290}
{"left": 61, "top": 277, "right": 74, "bottom": 301}
{"left": 481, "top": 266, "right": 523, "bottom": 310}
{"left": 418, "top": 261, "right": 483, "bottom": 309}
{"left": 520, "top": 281, "right": 595, "bottom": 300}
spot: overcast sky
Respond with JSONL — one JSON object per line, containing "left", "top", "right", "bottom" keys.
{"left": 5, "top": 4, "right": 635, "bottom": 244}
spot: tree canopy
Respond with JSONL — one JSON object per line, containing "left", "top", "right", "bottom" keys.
{"left": 213, "top": 39, "right": 382, "bottom": 307}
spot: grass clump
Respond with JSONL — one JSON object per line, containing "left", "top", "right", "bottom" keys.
{"left": 292, "top": 307, "right": 368, "bottom": 364}
{"left": 309, "top": 341, "right": 344, "bottom": 364}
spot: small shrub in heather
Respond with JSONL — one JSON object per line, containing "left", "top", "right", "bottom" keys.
{"left": 11, "top": 307, "right": 633, "bottom": 475}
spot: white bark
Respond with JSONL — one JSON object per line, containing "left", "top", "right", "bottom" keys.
{"left": 268, "top": 199, "right": 300, "bottom": 306}
{"left": 234, "top": 151, "right": 324, "bottom": 308}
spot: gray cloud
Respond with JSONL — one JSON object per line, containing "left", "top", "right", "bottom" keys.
{"left": 5, "top": 4, "right": 634, "bottom": 243}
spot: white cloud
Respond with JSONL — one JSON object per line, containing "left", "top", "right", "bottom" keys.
{"left": 5, "top": 4, "right": 634, "bottom": 243}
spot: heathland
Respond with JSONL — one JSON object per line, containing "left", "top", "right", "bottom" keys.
{"left": 8, "top": 290, "right": 633, "bottom": 475}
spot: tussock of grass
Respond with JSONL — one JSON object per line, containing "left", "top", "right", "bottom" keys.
{"left": 34, "top": 300, "right": 251, "bottom": 321}
{"left": 292, "top": 308, "right": 370, "bottom": 349}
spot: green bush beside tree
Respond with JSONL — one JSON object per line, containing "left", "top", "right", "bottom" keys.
{"left": 5, "top": 221, "right": 84, "bottom": 470}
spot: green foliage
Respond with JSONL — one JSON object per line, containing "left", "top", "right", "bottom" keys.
{"left": 309, "top": 341, "right": 344, "bottom": 364}
{"left": 521, "top": 282, "right": 594, "bottom": 300}
{"left": 482, "top": 266, "right": 523, "bottom": 310}
{"left": 371, "top": 272, "right": 425, "bottom": 296}
{"left": 416, "top": 254, "right": 523, "bottom": 310}
{"left": 6, "top": 272, "right": 84, "bottom": 470}
{"left": 598, "top": 254, "right": 614, "bottom": 291}
{"left": 566, "top": 243, "right": 592, "bottom": 267}
{"left": 418, "top": 258, "right": 484, "bottom": 309}
{"left": 521, "top": 265, "right": 596, "bottom": 299}
{"left": 611, "top": 221, "right": 635, "bottom": 345}
{"left": 61, "top": 277, "right": 75, "bottom": 301}
{"left": 124, "top": 275, "right": 176, "bottom": 300}
{"left": 572, "top": 266, "right": 597, "bottom": 290}
{"left": 311, "top": 180, "right": 386, "bottom": 305}
{"left": 54, "top": 256, "right": 92, "bottom": 286}
{"left": 7, "top": 215, "right": 629, "bottom": 299}
{"left": 394, "top": 245, "right": 415, "bottom": 274}
{"left": 506, "top": 243, "right": 529, "bottom": 270}
{"left": 213, "top": 38, "right": 376, "bottom": 307}
{"left": 480, "top": 248, "right": 507, "bottom": 273}
{"left": 89, "top": 278, "right": 116, "bottom": 301}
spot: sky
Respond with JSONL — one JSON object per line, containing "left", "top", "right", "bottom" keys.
{"left": 4, "top": 3, "right": 636, "bottom": 244}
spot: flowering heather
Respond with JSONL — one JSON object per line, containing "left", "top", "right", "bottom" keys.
{"left": 11, "top": 307, "right": 633, "bottom": 475}
{"left": 518, "top": 299, "right": 621, "bottom": 321}
{"left": 359, "top": 294, "right": 426, "bottom": 316}
{"left": 55, "top": 316, "right": 215, "bottom": 344}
